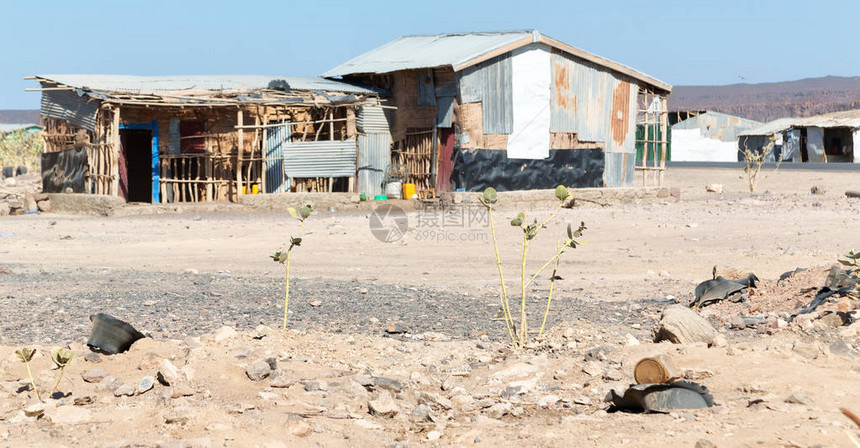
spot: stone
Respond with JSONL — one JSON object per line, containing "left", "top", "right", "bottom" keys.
{"left": 368, "top": 392, "right": 399, "bottom": 417}
{"left": 157, "top": 359, "right": 181, "bottom": 385}
{"left": 36, "top": 199, "right": 52, "bottom": 213}
{"left": 139, "top": 352, "right": 164, "bottom": 370}
{"left": 374, "top": 377, "right": 403, "bottom": 393}
{"left": 829, "top": 340, "right": 859, "bottom": 358}
{"left": 625, "top": 334, "right": 640, "bottom": 346}
{"left": 303, "top": 380, "right": 327, "bottom": 392}
{"left": 792, "top": 342, "right": 820, "bottom": 360}
{"left": 582, "top": 362, "right": 603, "bottom": 377}
{"left": 709, "top": 335, "right": 728, "bottom": 348}
{"left": 184, "top": 336, "right": 203, "bottom": 350}
{"left": 729, "top": 316, "right": 748, "bottom": 330}
{"left": 114, "top": 382, "right": 136, "bottom": 397}
{"left": 537, "top": 394, "right": 560, "bottom": 407}
{"left": 584, "top": 344, "right": 617, "bottom": 362}
{"left": 441, "top": 375, "right": 456, "bottom": 391}
{"left": 705, "top": 184, "right": 723, "bottom": 194}
{"left": 213, "top": 326, "right": 238, "bottom": 342}
{"left": 602, "top": 368, "right": 624, "bottom": 382}
{"left": 485, "top": 402, "right": 512, "bottom": 419}
{"left": 695, "top": 439, "right": 716, "bottom": 448}
{"left": 652, "top": 305, "right": 718, "bottom": 344}
{"left": 287, "top": 420, "right": 313, "bottom": 437}
{"left": 82, "top": 368, "right": 110, "bottom": 383}
{"left": 254, "top": 325, "right": 271, "bottom": 339}
{"left": 97, "top": 377, "right": 122, "bottom": 393}
{"left": 270, "top": 372, "right": 295, "bottom": 388}
{"left": 155, "top": 438, "right": 211, "bottom": 448}
{"left": 427, "top": 431, "right": 442, "bottom": 441}
{"left": 818, "top": 313, "right": 845, "bottom": 328}
{"left": 138, "top": 376, "right": 155, "bottom": 394}
{"left": 52, "top": 405, "right": 92, "bottom": 424}
{"left": 785, "top": 393, "right": 811, "bottom": 405}
{"left": 24, "top": 402, "right": 46, "bottom": 417}
{"left": 410, "top": 404, "right": 432, "bottom": 421}
{"left": 246, "top": 359, "right": 273, "bottom": 381}
{"left": 84, "top": 352, "right": 101, "bottom": 363}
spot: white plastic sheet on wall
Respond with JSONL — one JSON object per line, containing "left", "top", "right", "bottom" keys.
{"left": 671, "top": 129, "right": 739, "bottom": 162}
{"left": 784, "top": 129, "right": 801, "bottom": 162}
{"left": 806, "top": 127, "right": 825, "bottom": 162}
{"left": 853, "top": 130, "right": 860, "bottom": 163}
{"left": 506, "top": 45, "right": 550, "bottom": 159}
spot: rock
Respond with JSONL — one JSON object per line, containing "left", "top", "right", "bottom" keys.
{"left": 537, "top": 395, "right": 560, "bottom": 407}
{"left": 582, "top": 362, "right": 603, "bottom": 377}
{"left": 695, "top": 439, "right": 716, "bottom": 448}
{"left": 114, "top": 382, "right": 136, "bottom": 397}
{"left": 97, "top": 377, "right": 122, "bottom": 393}
{"left": 625, "top": 334, "right": 640, "bottom": 346}
{"left": 603, "top": 368, "right": 624, "bottom": 382}
{"left": 37, "top": 199, "right": 52, "bottom": 213}
{"left": 184, "top": 336, "right": 203, "bottom": 350}
{"left": 420, "top": 331, "right": 451, "bottom": 342}
{"left": 155, "top": 438, "right": 211, "bottom": 448}
{"left": 374, "top": 377, "right": 403, "bottom": 393}
{"left": 157, "top": 359, "right": 181, "bottom": 385}
{"left": 246, "top": 359, "right": 273, "bottom": 381}
{"left": 441, "top": 375, "right": 456, "bottom": 391}
{"left": 286, "top": 420, "right": 313, "bottom": 437}
{"left": 368, "top": 392, "right": 399, "bottom": 417}
{"left": 0, "top": 202, "right": 10, "bottom": 216}
{"left": 82, "top": 368, "right": 111, "bottom": 383}
{"left": 652, "top": 305, "right": 718, "bottom": 344}
{"left": 491, "top": 363, "right": 540, "bottom": 380}
{"left": 810, "top": 185, "right": 825, "bottom": 195}
{"left": 829, "top": 340, "right": 859, "bottom": 358}
{"left": 138, "top": 352, "right": 164, "bottom": 370}
{"left": 705, "top": 184, "right": 723, "bottom": 194}
{"left": 729, "top": 316, "right": 748, "bottom": 330}
{"left": 709, "top": 335, "right": 728, "bottom": 348}
{"left": 359, "top": 288, "right": 368, "bottom": 295}
{"left": 427, "top": 431, "right": 442, "bottom": 441}
{"left": 23, "top": 193, "right": 37, "bottom": 211}
{"left": 270, "top": 372, "right": 295, "bottom": 388}
{"left": 353, "top": 419, "right": 383, "bottom": 430}
{"left": 585, "top": 344, "right": 617, "bottom": 362}
{"left": 485, "top": 402, "right": 512, "bottom": 419}
{"left": 213, "top": 326, "right": 237, "bottom": 342}
{"left": 410, "top": 404, "right": 432, "bottom": 421}
{"left": 792, "top": 342, "right": 820, "bottom": 360}
{"left": 84, "top": 352, "right": 102, "bottom": 363}
{"left": 52, "top": 405, "right": 92, "bottom": 424}
{"left": 254, "top": 325, "right": 271, "bottom": 339}
{"left": 138, "top": 376, "right": 155, "bottom": 394}
{"left": 303, "top": 380, "right": 327, "bottom": 392}
{"left": 24, "top": 401, "right": 46, "bottom": 417}
{"left": 785, "top": 393, "right": 811, "bottom": 405}
{"left": 818, "top": 312, "right": 845, "bottom": 328}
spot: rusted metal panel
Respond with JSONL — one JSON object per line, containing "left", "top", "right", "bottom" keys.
{"left": 603, "top": 152, "right": 633, "bottom": 187}
{"left": 550, "top": 51, "right": 639, "bottom": 154}
{"left": 459, "top": 54, "right": 513, "bottom": 133}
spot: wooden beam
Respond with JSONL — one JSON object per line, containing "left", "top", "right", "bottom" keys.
{"left": 237, "top": 110, "right": 244, "bottom": 198}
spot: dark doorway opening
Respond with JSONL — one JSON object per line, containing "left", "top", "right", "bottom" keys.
{"left": 119, "top": 129, "right": 153, "bottom": 202}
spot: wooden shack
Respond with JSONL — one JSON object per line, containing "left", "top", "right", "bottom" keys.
{"left": 30, "top": 75, "right": 381, "bottom": 203}
{"left": 324, "top": 30, "right": 672, "bottom": 192}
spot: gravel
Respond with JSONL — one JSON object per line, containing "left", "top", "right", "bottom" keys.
{"left": 0, "top": 266, "right": 666, "bottom": 345}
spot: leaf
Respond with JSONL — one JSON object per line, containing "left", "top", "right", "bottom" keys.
{"left": 482, "top": 187, "right": 498, "bottom": 205}
{"left": 566, "top": 223, "right": 573, "bottom": 239}
{"left": 278, "top": 252, "right": 288, "bottom": 263}
{"left": 290, "top": 235, "right": 303, "bottom": 246}
{"left": 15, "top": 348, "right": 35, "bottom": 363}
{"left": 555, "top": 185, "right": 571, "bottom": 201}
{"left": 300, "top": 202, "right": 315, "bottom": 219}
{"left": 510, "top": 212, "right": 525, "bottom": 227}
{"left": 287, "top": 207, "right": 299, "bottom": 220}
{"left": 526, "top": 224, "right": 538, "bottom": 240}
{"left": 572, "top": 222, "right": 586, "bottom": 238}
{"left": 51, "top": 347, "right": 74, "bottom": 368}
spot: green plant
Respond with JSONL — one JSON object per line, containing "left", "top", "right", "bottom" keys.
{"left": 739, "top": 137, "right": 781, "bottom": 192}
{"left": 481, "top": 186, "right": 586, "bottom": 350}
{"left": 15, "top": 348, "right": 42, "bottom": 402}
{"left": 0, "top": 130, "right": 44, "bottom": 172}
{"left": 270, "top": 201, "right": 315, "bottom": 329}
{"left": 51, "top": 347, "right": 75, "bottom": 393}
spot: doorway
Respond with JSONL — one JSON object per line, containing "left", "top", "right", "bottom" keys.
{"left": 118, "top": 120, "right": 160, "bottom": 203}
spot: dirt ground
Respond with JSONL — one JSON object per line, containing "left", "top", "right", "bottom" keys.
{"left": 0, "top": 166, "right": 859, "bottom": 447}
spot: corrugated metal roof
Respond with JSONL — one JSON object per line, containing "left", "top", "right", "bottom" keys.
{"left": 0, "top": 123, "right": 42, "bottom": 134}
{"left": 738, "top": 117, "right": 798, "bottom": 137}
{"left": 672, "top": 111, "right": 761, "bottom": 142}
{"left": 282, "top": 140, "right": 357, "bottom": 178}
{"left": 792, "top": 109, "right": 860, "bottom": 129}
{"left": 323, "top": 30, "right": 671, "bottom": 92}
{"left": 36, "top": 74, "right": 378, "bottom": 94}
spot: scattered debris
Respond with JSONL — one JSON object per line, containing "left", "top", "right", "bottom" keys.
{"left": 606, "top": 381, "right": 715, "bottom": 413}
{"left": 86, "top": 313, "right": 146, "bottom": 354}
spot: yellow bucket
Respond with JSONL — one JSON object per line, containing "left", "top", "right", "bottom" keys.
{"left": 402, "top": 183, "right": 416, "bottom": 199}
{"left": 251, "top": 184, "right": 260, "bottom": 194}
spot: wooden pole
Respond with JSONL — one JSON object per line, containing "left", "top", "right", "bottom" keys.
{"left": 261, "top": 111, "right": 267, "bottom": 194}
{"left": 111, "top": 107, "right": 120, "bottom": 196}
{"left": 659, "top": 96, "right": 668, "bottom": 187}
{"left": 237, "top": 109, "right": 244, "bottom": 198}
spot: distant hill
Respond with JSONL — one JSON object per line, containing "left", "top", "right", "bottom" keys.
{"left": 0, "top": 110, "right": 40, "bottom": 124}
{"left": 669, "top": 76, "right": 860, "bottom": 122}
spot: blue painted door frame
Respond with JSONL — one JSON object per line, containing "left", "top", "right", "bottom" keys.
{"left": 119, "top": 120, "right": 160, "bottom": 203}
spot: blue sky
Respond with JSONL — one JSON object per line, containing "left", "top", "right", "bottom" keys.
{"left": 1, "top": 0, "right": 858, "bottom": 109}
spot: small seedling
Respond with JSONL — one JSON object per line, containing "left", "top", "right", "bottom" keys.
{"left": 51, "top": 347, "right": 75, "bottom": 393}
{"left": 271, "top": 201, "right": 315, "bottom": 329}
{"left": 739, "top": 137, "right": 781, "bottom": 193}
{"left": 481, "top": 186, "right": 587, "bottom": 350}
{"left": 15, "top": 348, "right": 42, "bottom": 402}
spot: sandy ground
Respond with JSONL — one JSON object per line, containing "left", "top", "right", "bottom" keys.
{"left": 0, "top": 167, "right": 859, "bottom": 447}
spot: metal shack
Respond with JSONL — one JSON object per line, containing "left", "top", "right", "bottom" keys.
{"left": 671, "top": 111, "right": 760, "bottom": 162}
{"left": 738, "top": 111, "right": 860, "bottom": 164}
{"left": 29, "top": 75, "right": 381, "bottom": 203}
{"left": 324, "top": 30, "right": 672, "bottom": 192}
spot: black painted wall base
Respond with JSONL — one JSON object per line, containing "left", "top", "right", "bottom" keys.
{"left": 42, "top": 147, "right": 87, "bottom": 193}
{"left": 451, "top": 148, "right": 605, "bottom": 192}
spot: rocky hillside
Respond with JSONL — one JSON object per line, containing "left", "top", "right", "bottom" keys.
{"left": 670, "top": 76, "right": 860, "bottom": 122}
{"left": 0, "top": 110, "right": 39, "bottom": 124}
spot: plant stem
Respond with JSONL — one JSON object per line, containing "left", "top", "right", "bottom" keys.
{"left": 539, "top": 242, "right": 561, "bottom": 337}
{"left": 488, "top": 208, "right": 518, "bottom": 349}
{"left": 25, "top": 361, "right": 42, "bottom": 402}
{"left": 524, "top": 245, "right": 566, "bottom": 289}
{"left": 519, "top": 233, "right": 529, "bottom": 348}
{"left": 538, "top": 203, "right": 563, "bottom": 231}
{"left": 282, "top": 250, "right": 291, "bottom": 329}
{"left": 53, "top": 367, "right": 65, "bottom": 393}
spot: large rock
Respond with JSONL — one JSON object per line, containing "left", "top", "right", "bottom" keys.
{"left": 652, "top": 305, "right": 718, "bottom": 344}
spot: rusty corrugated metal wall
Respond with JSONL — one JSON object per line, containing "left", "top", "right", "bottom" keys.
{"left": 549, "top": 50, "right": 638, "bottom": 155}
{"left": 459, "top": 54, "right": 513, "bottom": 134}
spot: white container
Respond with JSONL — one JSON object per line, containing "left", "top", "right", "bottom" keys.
{"left": 384, "top": 181, "right": 402, "bottom": 199}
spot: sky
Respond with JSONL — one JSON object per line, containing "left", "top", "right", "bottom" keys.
{"left": 1, "top": 0, "right": 859, "bottom": 110}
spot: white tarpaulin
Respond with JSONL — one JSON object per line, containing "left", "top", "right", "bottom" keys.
{"left": 506, "top": 46, "right": 550, "bottom": 159}
{"left": 784, "top": 129, "right": 800, "bottom": 162}
{"left": 806, "top": 126, "right": 824, "bottom": 162}
{"left": 853, "top": 130, "right": 860, "bottom": 163}
{"left": 671, "top": 129, "right": 739, "bottom": 162}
